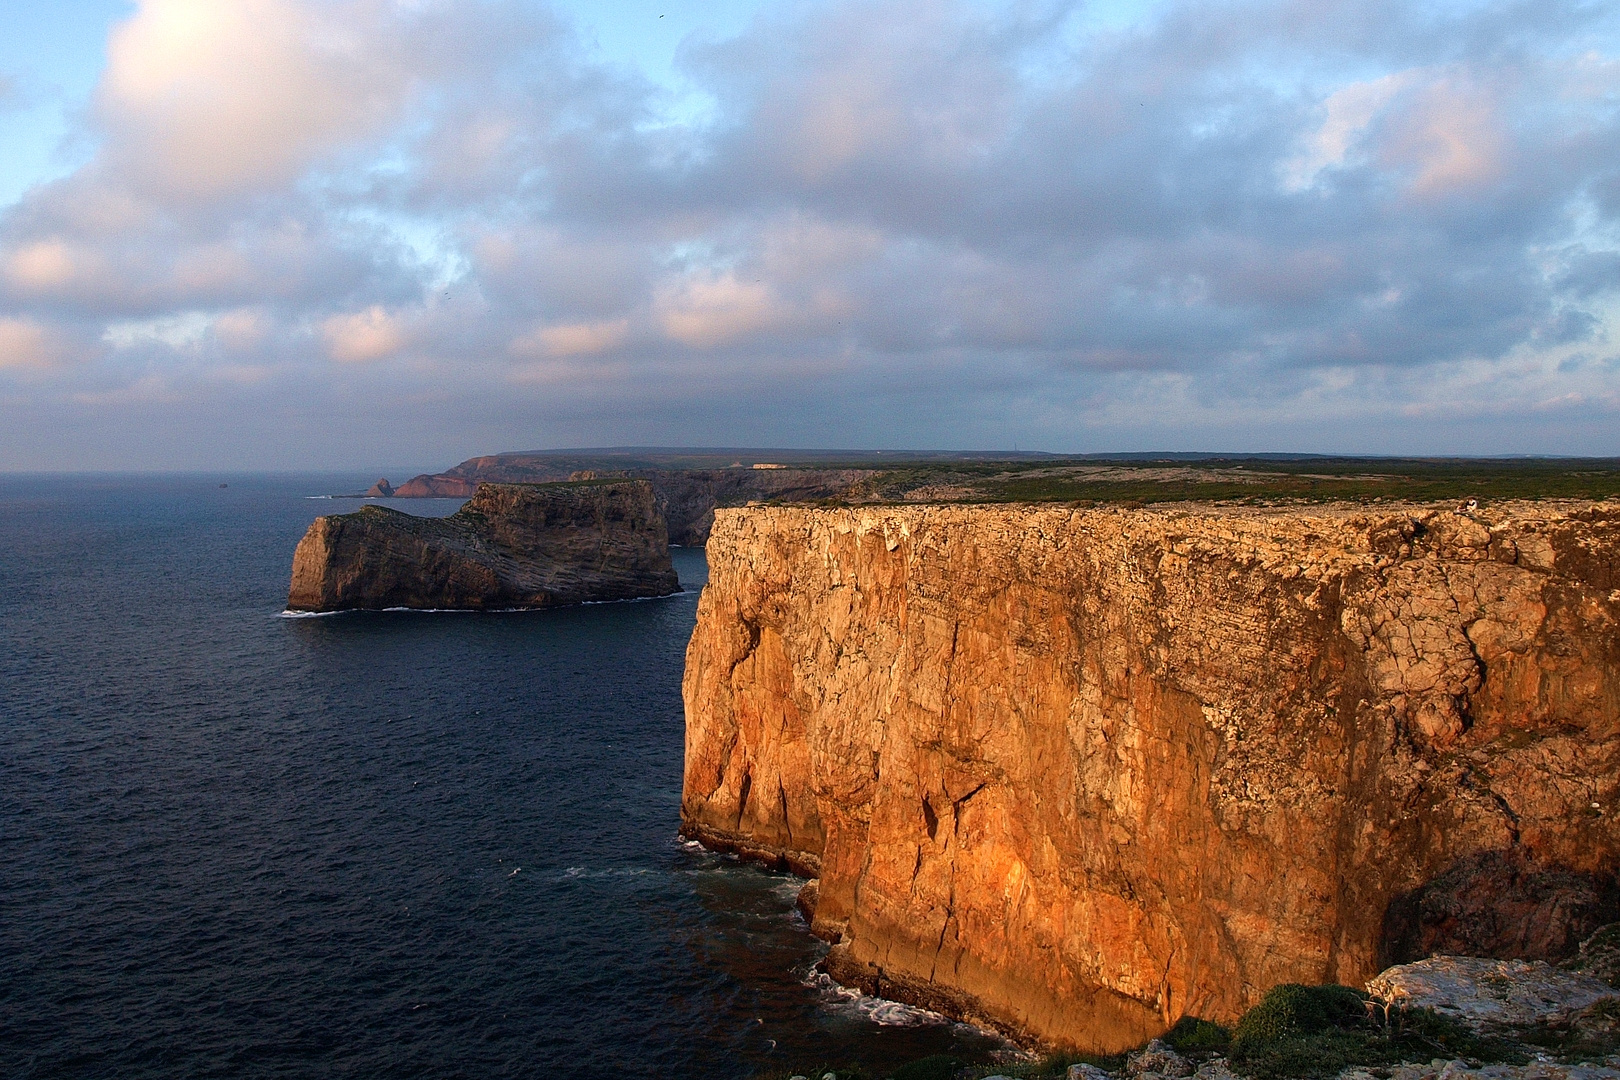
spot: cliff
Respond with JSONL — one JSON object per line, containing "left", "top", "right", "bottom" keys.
{"left": 680, "top": 501, "right": 1620, "bottom": 1052}
{"left": 287, "top": 480, "right": 679, "bottom": 612}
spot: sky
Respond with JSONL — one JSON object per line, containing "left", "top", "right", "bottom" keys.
{"left": 0, "top": 0, "right": 1617, "bottom": 470}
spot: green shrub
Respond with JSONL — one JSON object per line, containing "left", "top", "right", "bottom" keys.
{"left": 1229, "top": 1029, "right": 1373, "bottom": 1080}
{"left": 890, "top": 1055, "right": 962, "bottom": 1080}
{"left": 1224, "top": 992, "right": 1530, "bottom": 1080}
{"left": 1391, "top": 1005, "right": 1520, "bottom": 1063}
{"left": 1231, "top": 984, "right": 1367, "bottom": 1052}
{"left": 1164, "top": 1016, "right": 1231, "bottom": 1052}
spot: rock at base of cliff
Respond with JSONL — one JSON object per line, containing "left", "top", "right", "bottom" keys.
{"left": 286, "top": 479, "right": 679, "bottom": 612}
{"left": 1367, "top": 956, "right": 1620, "bottom": 1034}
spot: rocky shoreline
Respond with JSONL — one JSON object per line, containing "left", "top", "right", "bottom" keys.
{"left": 779, "top": 927, "right": 1620, "bottom": 1080}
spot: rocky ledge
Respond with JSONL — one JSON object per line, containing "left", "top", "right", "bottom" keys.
{"left": 286, "top": 479, "right": 679, "bottom": 612}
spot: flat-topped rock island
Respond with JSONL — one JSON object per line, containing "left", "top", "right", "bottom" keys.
{"left": 286, "top": 479, "right": 679, "bottom": 612}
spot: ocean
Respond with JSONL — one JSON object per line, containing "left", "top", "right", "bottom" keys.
{"left": 0, "top": 474, "right": 1006, "bottom": 1078}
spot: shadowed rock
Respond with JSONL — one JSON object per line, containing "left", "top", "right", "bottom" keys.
{"left": 1381, "top": 851, "right": 1620, "bottom": 966}
{"left": 287, "top": 480, "right": 678, "bottom": 612}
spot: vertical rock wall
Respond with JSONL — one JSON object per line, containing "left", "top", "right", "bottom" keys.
{"left": 680, "top": 502, "right": 1620, "bottom": 1051}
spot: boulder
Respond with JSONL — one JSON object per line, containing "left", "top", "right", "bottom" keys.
{"left": 1127, "top": 1039, "right": 1194, "bottom": 1078}
{"left": 1366, "top": 957, "right": 1620, "bottom": 1033}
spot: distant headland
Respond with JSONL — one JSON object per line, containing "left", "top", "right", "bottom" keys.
{"left": 330, "top": 448, "right": 1620, "bottom": 546}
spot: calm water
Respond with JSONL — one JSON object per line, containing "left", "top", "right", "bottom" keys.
{"left": 0, "top": 474, "right": 1004, "bottom": 1078}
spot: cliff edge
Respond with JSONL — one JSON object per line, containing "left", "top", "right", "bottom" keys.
{"left": 680, "top": 500, "right": 1620, "bottom": 1052}
{"left": 287, "top": 480, "right": 679, "bottom": 612}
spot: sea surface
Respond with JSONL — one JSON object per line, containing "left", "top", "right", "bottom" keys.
{"left": 0, "top": 474, "right": 1007, "bottom": 1078}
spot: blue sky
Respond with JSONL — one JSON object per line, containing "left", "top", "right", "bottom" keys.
{"left": 0, "top": 0, "right": 1616, "bottom": 470}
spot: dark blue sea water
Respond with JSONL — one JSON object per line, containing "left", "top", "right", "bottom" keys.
{"left": 0, "top": 474, "right": 1005, "bottom": 1078}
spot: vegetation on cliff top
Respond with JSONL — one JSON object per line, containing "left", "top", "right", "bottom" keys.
{"left": 829, "top": 456, "right": 1620, "bottom": 507}
{"left": 396, "top": 450, "right": 1620, "bottom": 511}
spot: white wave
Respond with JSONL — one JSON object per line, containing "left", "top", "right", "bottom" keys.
{"left": 559, "top": 866, "right": 656, "bottom": 880}
{"left": 279, "top": 590, "right": 687, "bottom": 618}
{"left": 578, "top": 589, "right": 687, "bottom": 606}
{"left": 800, "top": 968, "right": 952, "bottom": 1028}
{"left": 277, "top": 605, "right": 523, "bottom": 617}
{"left": 802, "top": 968, "right": 861, "bottom": 1002}
{"left": 859, "top": 998, "right": 949, "bottom": 1027}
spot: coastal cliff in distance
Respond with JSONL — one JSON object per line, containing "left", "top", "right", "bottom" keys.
{"left": 390, "top": 456, "right": 878, "bottom": 545}
{"left": 287, "top": 480, "right": 678, "bottom": 612}
{"left": 680, "top": 500, "right": 1620, "bottom": 1051}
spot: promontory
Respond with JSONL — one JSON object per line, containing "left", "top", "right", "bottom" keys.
{"left": 287, "top": 479, "right": 679, "bottom": 612}
{"left": 680, "top": 499, "right": 1620, "bottom": 1052}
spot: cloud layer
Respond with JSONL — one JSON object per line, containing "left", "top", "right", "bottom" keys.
{"left": 1, "top": 0, "right": 1618, "bottom": 468}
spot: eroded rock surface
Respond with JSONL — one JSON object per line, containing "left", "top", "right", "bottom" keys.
{"left": 287, "top": 480, "right": 678, "bottom": 612}
{"left": 680, "top": 501, "right": 1620, "bottom": 1051}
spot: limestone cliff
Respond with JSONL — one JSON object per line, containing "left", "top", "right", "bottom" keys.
{"left": 680, "top": 501, "right": 1620, "bottom": 1051}
{"left": 287, "top": 480, "right": 678, "bottom": 612}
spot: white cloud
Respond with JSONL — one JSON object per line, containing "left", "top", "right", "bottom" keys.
{"left": 511, "top": 319, "right": 631, "bottom": 358}
{"left": 1285, "top": 72, "right": 1416, "bottom": 190}
{"left": 656, "top": 272, "right": 791, "bottom": 347}
{"left": 5, "top": 240, "right": 83, "bottom": 292}
{"left": 0, "top": 316, "right": 62, "bottom": 369}
{"left": 103, "top": 310, "right": 210, "bottom": 350}
{"left": 322, "top": 305, "right": 410, "bottom": 364}
{"left": 1379, "top": 76, "right": 1505, "bottom": 197}
{"left": 96, "top": 0, "right": 418, "bottom": 200}
{"left": 212, "top": 307, "right": 272, "bottom": 351}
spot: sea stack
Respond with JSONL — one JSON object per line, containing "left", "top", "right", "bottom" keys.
{"left": 365, "top": 477, "right": 395, "bottom": 497}
{"left": 681, "top": 500, "right": 1620, "bottom": 1051}
{"left": 287, "top": 480, "right": 679, "bottom": 612}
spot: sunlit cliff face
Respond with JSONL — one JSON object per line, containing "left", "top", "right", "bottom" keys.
{"left": 1, "top": 0, "right": 1618, "bottom": 467}
{"left": 682, "top": 501, "right": 1620, "bottom": 1050}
